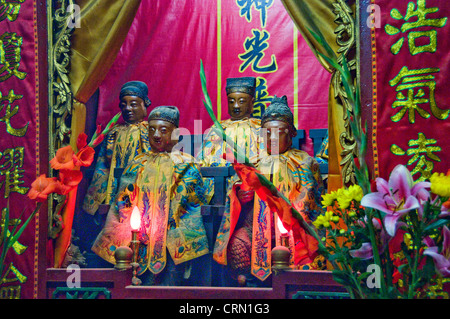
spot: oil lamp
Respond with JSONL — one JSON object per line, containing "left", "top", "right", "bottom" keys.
{"left": 130, "top": 206, "right": 142, "bottom": 285}
{"left": 271, "top": 217, "right": 291, "bottom": 270}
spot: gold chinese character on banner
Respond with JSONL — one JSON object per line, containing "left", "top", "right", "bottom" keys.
{"left": 0, "top": 146, "right": 28, "bottom": 198}
{"left": 0, "top": 89, "right": 28, "bottom": 136}
{"left": 0, "top": 284, "right": 20, "bottom": 299}
{"left": 0, "top": 207, "right": 27, "bottom": 255}
{"left": 0, "top": 32, "right": 26, "bottom": 81}
{"left": 0, "top": 207, "right": 27, "bottom": 299}
{"left": 390, "top": 132, "right": 441, "bottom": 181}
{"left": 0, "top": 0, "right": 25, "bottom": 22}
{"left": 389, "top": 66, "right": 449, "bottom": 123}
{"left": 0, "top": 263, "right": 26, "bottom": 299}
{"left": 385, "top": 0, "right": 448, "bottom": 55}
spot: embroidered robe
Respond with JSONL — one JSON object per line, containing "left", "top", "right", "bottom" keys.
{"left": 92, "top": 151, "right": 212, "bottom": 275}
{"left": 83, "top": 122, "right": 150, "bottom": 214}
{"left": 197, "top": 118, "right": 263, "bottom": 167}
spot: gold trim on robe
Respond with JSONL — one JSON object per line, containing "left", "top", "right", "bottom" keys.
{"left": 198, "top": 118, "right": 263, "bottom": 167}
{"left": 82, "top": 121, "right": 150, "bottom": 214}
{"left": 91, "top": 151, "right": 212, "bottom": 275}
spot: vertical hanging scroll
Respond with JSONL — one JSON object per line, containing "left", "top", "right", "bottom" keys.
{"left": 0, "top": 0, "right": 40, "bottom": 299}
{"left": 372, "top": 0, "right": 449, "bottom": 181}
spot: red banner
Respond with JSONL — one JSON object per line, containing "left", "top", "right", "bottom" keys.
{"left": 0, "top": 0, "right": 40, "bottom": 299}
{"left": 372, "top": 0, "right": 450, "bottom": 180}
{"left": 97, "top": 0, "right": 330, "bottom": 155}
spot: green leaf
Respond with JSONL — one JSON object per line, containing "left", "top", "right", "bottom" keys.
{"left": 326, "top": 252, "right": 343, "bottom": 262}
{"left": 200, "top": 60, "right": 213, "bottom": 110}
{"left": 306, "top": 26, "right": 337, "bottom": 63}
{"left": 397, "top": 263, "right": 409, "bottom": 275}
{"left": 340, "top": 56, "right": 356, "bottom": 105}
{"left": 315, "top": 50, "right": 342, "bottom": 73}
{"left": 7, "top": 204, "right": 41, "bottom": 249}
{"left": 348, "top": 109, "right": 359, "bottom": 136}
{"left": 332, "top": 270, "right": 354, "bottom": 288}
{"left": 424, "top": 219, "right": 450, "bottom": 233}
{"left": 316, "top": 51, "right": 356, "bottom": 110}
{"left": 357, "top": 271, "right": 371, "bottom": 283}
{"left": 0, "top": 206, "right": 11, "bottom": 281}
{"left": 102, "top": 112, "right": 121, "bottom": 135}
{"left": 360, "top": 130, "right": 367, "bottom": 157}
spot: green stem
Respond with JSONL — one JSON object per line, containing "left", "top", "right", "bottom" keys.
{"left": 366, "top": 209, "right": 389, "bottom": 298}
{"left": 374, "top": 210, "right": 395, "bottom": 293}
{"left": 407, "top": 211, "right": 422, "bottom": 299}
{"left": 408, "top": 243, "right": 420, "bottom": 299}
{"left": 329, "top": 229, "right": 366, "bottom": 299}
{"left": 0, "top": 203, "right": 41, "bottom": 284}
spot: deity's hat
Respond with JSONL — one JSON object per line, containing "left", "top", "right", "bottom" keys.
{"left": 261, "top": 95, "right": 296, "bottom": 132}
{"left": 225, "top": 77, "right": 256, "bottom": 97}
{"left": 119, "top": 81, "right": 151, "bottom": 107}
{"left": 148, "top": 106, "right": 180, "bottom": 127}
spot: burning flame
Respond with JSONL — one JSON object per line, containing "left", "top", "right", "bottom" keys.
{"left": 277, "top": 216, "right": 288, "bottom": 235}
{"left": 130, "top": 206, "right": 141, "bottom": 230}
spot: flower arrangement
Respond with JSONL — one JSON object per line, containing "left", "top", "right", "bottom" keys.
{"left": 313, "top": 165, "right": 449, "bottom": 299}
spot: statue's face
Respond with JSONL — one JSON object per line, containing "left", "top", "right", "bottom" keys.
{"left": 119, "top": 95, "right": 147, "bottom": 124}
{"left": 148, "top": 119, "right": 178, "bottom": 153}
{"left": 227, "top": 92, "right": 254, "bottom": 120}
{"left": 263, "top": 120, "right": 293, "bottom": 155}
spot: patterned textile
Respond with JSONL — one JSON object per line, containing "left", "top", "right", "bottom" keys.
{"left": 91, "top": 151, "right": 212, "bottom": 276}
{"left": 197, "top": 118, "right": 263, "bottom": 167}
{"left": 315, "top": 134, "right": 329, "bottom": 164}
{"left": 82, "top": 122, "right": 150, "bottom": 214}
{"left": 213, "top": 148, "right": 324, "bottom": 281}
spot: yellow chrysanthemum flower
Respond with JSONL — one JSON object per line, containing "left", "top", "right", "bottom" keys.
{"left": 334, "top": 185, "right": 363, "bottom": 209}
{"left": 347, "top": 185, "right": 364, "bottom": 202}
{"left": 337, "top": 196, "right": 352, "bottom": 209}
{"left": 313, "top": 210, "right": 335, "bottom": 229}
{"left": 321, "top": 192, "right": 337, "bottom": 207}
{"left": 430, "top": 171, "right": 450, "bottom": 197}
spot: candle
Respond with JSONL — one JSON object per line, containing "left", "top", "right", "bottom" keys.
{"left": 277, "top": 216, "right": 288, "bottom": 235}
{"left": 277, "top": 217, "right": 290, "bottom": 248}
{"left": 130, "top": 206, "right": 141, "bottom": 230}
{"left": 130, "top": 206, "right": 142, "bottom": 285}
{"left": 271, "top": 216, "right": 291, "bottom": 270}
